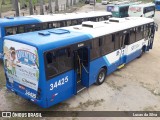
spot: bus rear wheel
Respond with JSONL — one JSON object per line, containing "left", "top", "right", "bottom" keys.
{"left": 95, "top": 68, "right": 106, "bottom": 85}
{"left": 138, "top": 46, "right": 145, "bottom": 58}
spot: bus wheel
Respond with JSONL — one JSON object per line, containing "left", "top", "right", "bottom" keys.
{"left": 96, "top": 68, "right": 106, "bottom": 85}
{"left": 138, "top": 47, "right": 145, "bottom": 58}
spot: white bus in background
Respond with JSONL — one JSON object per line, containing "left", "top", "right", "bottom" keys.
{"left": 128, "top": 3, "right": 155, "bottom": 18}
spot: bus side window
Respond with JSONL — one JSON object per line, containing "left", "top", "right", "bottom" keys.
{"left": 52, "top": 22, "right": 59, "bottom": 28}
{"left": 18, "top": 26, "right": 25, "bottom": 33}
{"left": 144, "top": 24, "right": 149, "bottom": 39}
{"left": 48, "top": 22, "right": 53, "bottom": 29}
{"left": 91, "top": 38, "right": 101, "bottom": 60}
{"left": 72, "top": 20, "right": 78, "bottom": 25}
{"left": 136, "top": 26, "right": 143, "bottom": 41}
{"left": 56, "top": 48, "right": 72, "bottom": 75}
{"left": 105, "top": 34, "right": 114, "bottom": 54}
{"left": 89, "top": 17, "right": 94, "bottom": 21}
{"left": 45, "top": 48, "right": 72, "bottom": 79}
{"left": 34, "top": 24, "right": 42, "bottom": 31}
{"left": 99, "top": 16, "right": 104, "bottom": 21}
{"left": 130, "top": 28, "right": 136, "bottom": 44}
{"left": 46, "top": 52, "right": 53, "bottom": 64}
{"left": 60, "top": 21, "right": 66, "bottom": 27}
{"left": 43, "top": 23, "right": 48, "bottom": 29}
{"left": 67, "top": 20, "right": 72, "bottom": 26}
{"left": 114, "top": 33, "right": 120, "bottom": 50}
{"left": 25, "top": 24, "right": 38, "bottom": 32}
{"left": 46, "top": 52, "right": 58, "bottom": 78}
{"left": 123, "top": 33, "right": 129, "bottom": 45}
{"left": 77, "top": 19, "right": 82, "bottom": 24}
{"left": 6, "top": 27, "right": 17, "bottom": 36}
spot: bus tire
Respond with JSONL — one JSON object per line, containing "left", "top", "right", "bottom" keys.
{"left": 95, "top": 68, "right": 106, "bottom": 85}
{"left": 138, "top": 46, "right": 145, "bottom": 58}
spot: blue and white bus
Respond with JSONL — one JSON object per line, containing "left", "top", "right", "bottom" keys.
{"left": 154, "top": 0, "right": 160, "bottom": 10}
{"left": 0, "top": 11, "right": 112, "bottom": 59}
{"left": 128, "top": 3, "right": 155, "bottom": 18}
{"left": 3, "top": 17, "right": 157, "bottom": 108}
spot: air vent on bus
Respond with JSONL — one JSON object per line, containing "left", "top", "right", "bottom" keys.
{"left": 38, "top": 31, "right": 50, "bottom": 36}
{"left": 109, "top": 18, "right": 125, "bottom": 23}
{"left": 82, "top": 21, "right": 103, "bottom": 28}
{"left": 48, "top": 29, "right": 70, "bottom": 34}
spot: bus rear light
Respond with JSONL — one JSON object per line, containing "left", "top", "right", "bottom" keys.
{"left": 52, "top": 93, "right": 58, "bottom": 98}
{"left": 31, "top": 99, "right": 37, "bottom": 103}
{"left": 19, "top": 85, "right": 25, "bottom": 90}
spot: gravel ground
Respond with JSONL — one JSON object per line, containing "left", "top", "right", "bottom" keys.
{"left": 0, "top": 3, "right": 160, "bottom": 120}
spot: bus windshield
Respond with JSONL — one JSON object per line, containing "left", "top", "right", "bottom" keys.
{"left": 156, "top": 1, "right": 160, "bottom": 5}
{"left": 3, "top": 40, "right": 39, "bottom": 92}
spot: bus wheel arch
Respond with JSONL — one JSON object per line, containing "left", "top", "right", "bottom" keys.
{"left": 138, "top": 45, "right": 146, "bottom": 58}
{"left": 95, "top": 66, "right": 107, "bottom": 85}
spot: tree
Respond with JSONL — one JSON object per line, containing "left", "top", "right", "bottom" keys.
{"left": 15, "top": 0, "right": 20, "bottom": 16}
{"left": 48, "top": 0, "right": 52, "bottom": 13}
{"left": 55, "top": 0, "right": 58, "bottom": 12}
{"left": 39, "top": 0, "right": 44, "bottom": 15}
{"left": 12, "top": 0, "right": 16, "bottom": 10}
{"left": 2, "top": 0, "right": 5, "bottom": 5}
{"left": 29, "top": 0, "right": 33, "bottom": 15}
{"left": 66, "top": 0, "right": 69, "bottom": 8}
{"left": 73, "top": 0, "right": 76, "bottom": 5}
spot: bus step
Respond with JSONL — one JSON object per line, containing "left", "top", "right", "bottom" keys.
{"left": 118, "top": 64, "right": 125, "bottom": 69}
{"left": 77, "top": 83, "right": 86, "bottom": 93}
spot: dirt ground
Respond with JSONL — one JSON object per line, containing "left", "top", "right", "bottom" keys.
{"left": 0, "top": 3, "right": 160, "bottom": 120}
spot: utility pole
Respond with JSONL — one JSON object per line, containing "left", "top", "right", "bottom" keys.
{"left": 15, "top": 0, "right": 20, "bottom": 16}
{"left": 40, "top": 0, "right": 44, "bottom": 15}
{"left": 48, "top": 0, "right": 52, "bottom": 13}
{"left": 29, "top": 0, "right": 33, "bottom": 15}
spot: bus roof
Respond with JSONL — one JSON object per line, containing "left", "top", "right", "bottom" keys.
{"left": 0, "top": 11, "right": 112, "bottom": 27}
{"left": 114, "top": 2, "right": 140, "bottom": 7}
{"left": 28, "top": 11, "right": 112, "bottom": 22}
{"left": 129, "top": 3, "right": 155, "bottom": 8}
{"left": 4, "top": 17, "right": 154, "bottom": 51}
{"left": 4, "top": 29, "right": 92, "bottom": 51}
{"left": 0, "top": 16, "right": 39, "bottom": 27}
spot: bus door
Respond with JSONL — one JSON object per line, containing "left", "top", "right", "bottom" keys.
{"left": 118, "top": 30, "right": 129, "bottom": 67}
{"left": 73, "top": 47, "right": 89, "bottom": 94}
{"left": 148, "top": 23, "right": 157, "bottom": 49}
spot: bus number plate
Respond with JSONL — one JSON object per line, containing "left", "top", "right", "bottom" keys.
{"left": 50, "top": 76, "right": 68, "bottom": 91}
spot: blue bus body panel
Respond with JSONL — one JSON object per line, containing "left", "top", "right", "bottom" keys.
{"left": 6, "top": 80, "right": 47, "bottom": 108}
{"left": 155, "top": 0, "right": 160, "bottom": 10}
{"left": 0, "top": 17, "right": 40, "bottom": 27}
{"left": 0, "top": 17, "right": 40, "bottom": 58}
{"left": 155, "top": 5, "right": 160, "bottom": 10}
{"left": 46, "top": 70, "right": 74, "bottom": 107}
{"left": 3, "top": 29, "right": 93, "bottom": 108}
{"left": 4, "top": 29, "right": 93, "bottom": 51}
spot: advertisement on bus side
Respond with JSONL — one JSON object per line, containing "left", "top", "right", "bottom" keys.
{"left": 3, "top": 40, "right": 39, "bottom": 91}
